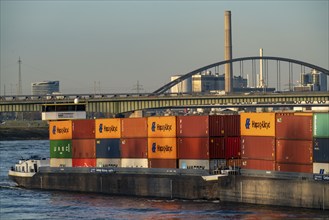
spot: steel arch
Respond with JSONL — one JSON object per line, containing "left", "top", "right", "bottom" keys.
{"left": 153, "top": 56, "right": 329, "bottom": 94}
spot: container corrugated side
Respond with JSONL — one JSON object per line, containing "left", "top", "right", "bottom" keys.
{"left": 50, "top": 158, "right": 72, "bottom": 167}
{"left": 227, "top": 159, "right": 242, "bottom": 168}
{"left": 276, "top": 115, "right": 312, "bottom": 140}
{"left": 276, "top": 140, "right": 313, "bottom": 164}
{"left": 147, "top": 116, "right": 177, "bottom": 138}
{"left": 72, "top": 119, "right": 95, "bottom": 139}
{"left": 49, "top": 120, "right": 72, "bottom": 140}
{"left": 121, "top": 158, "right": 148, "bottom": 168}
{"left": 313, "top": 113, "right": 329, "bottom": 138}
{"left": 148, "top": 159, "right": 177, "bottom": 168}
{"left": 50, "top": 140, "right": 72, "bottom": 158}
{"left": 96, "top": 139, "right": 121, "bottom": 158}
{"left": 96, "top": 158, "right": 121, "bottom": 167}
{"left": 178, "top": 159, "right": 209, "bottom": 170}
{"left": 209, "top": 115, "right": 240, "bottom": 137}
{"left": 177, "top": 137, "right": 209, "bottom": 159}
{"left": 72, "top": 139, "right": 96, "bottom": 159}
{"left": 240, "top": 112, "right": 275, "bottom": 137}
{"left": 148, "top": 138, "right": 177, "bottom": 159}
{"left": 120, "top": 138, "right": 148, "bottom": 158}
{"left": 121, "top": 118, "right": 148, "bottom": 138}
{"left": 241, "top": 159, "right": 275, "bottom": 171}
{"left": 72, "top": 158, "right": 96, "bottom": 167}
{"left": 177, "top": 115, "right": 208, "bottom": 137}
{"left": 313, "top": 162, "right": 329, "bottom": 174}
{"left": 276, "top": 163, "right": 312, "bottom": 173}
{"left": 241, "top": 136, "right": 275, "bottom": 160}
{"left": 95, "top": 118, "right": 121, "bottom": 139}
{"left": 313, "top": 138, "right": 329, "bottom": 163}
{"left": 225, "top": 137, "right": 241, "bottom": 159}
{"left": 209, "top": 137, "right": 225, "bottom": 159}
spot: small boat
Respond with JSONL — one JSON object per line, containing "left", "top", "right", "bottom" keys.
{"left": 8, "top": 156, "right": 49, "bottom": 179}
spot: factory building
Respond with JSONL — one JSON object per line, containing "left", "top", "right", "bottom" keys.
{"left": 294, "top": 70, "right": 327, "bottom": 92}
{"left": 170, "top": 72, "right": 247, "bottom": 93}
{"left": 31, "top": 81, "right": 60, "bottom": 96}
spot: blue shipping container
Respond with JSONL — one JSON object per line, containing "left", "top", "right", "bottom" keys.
{"left": 96, "top": 139, "right": 121, "bottom": 158}
{"left": 313, "top": 138, "right": 329, "bottom": 163}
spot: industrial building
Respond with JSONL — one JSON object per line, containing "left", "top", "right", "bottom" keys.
{"left": 31, "top": 81, "right": 60, "bottom": 96}
{"left": 170, "top": 72, "right": 247, "bottom": 93}
{"left": 294, "top": 70, "right": 327, "bottom": 92}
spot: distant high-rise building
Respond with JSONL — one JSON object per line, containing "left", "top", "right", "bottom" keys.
{"left": 31, "top": 81, "right": 59, "bottom": 96}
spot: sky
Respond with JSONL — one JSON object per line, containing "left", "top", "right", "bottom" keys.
{"left": 1, "top": 0, "right": 328, "bottom": 95}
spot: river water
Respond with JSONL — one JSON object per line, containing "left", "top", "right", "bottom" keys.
{"left": 1, "top": 140, "right": 328, "bottom": 219}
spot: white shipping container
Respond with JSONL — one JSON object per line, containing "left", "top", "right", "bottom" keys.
{"left": 121, "top": 158, "right": 148, "bottom": 168}
{"left": 96, "top": 158, "right": 121, "bottom": 168}
{"left": 313, "top": 162, "right": 329, "bottom": 174}
{"left": 50, "top": 158, "right": 72, "bottom": 167}
{"left": 179, "top": 159, "right": 209, "bottom": 170}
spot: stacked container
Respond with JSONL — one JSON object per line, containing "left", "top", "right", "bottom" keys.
{"left": 49, "top": 120, "right": 73, "bottom": 167}
{"left": 240, "top": 112, "right": 276, "bottom": 171}
{"left": 177, "top": 115, "right": 210, "bottom": 170}
{"left": 72, "top": 119, "right": 96, "bottom": 167}
{"left": 275, "top": 113, "right": 313, "bottom": 173}
{"left": 313, "top": 113, "right": 329, "bottom": 174}
{"left": 95, "top": 119, "right": 121, "bottom": 167}
{"left": 177, "top": 115, "right": 241, "bottom": 172}
{"left": 147, "top": 116, "right": 177, "bottom": 168}
{"left": 121, "top": 117, "right": 148, "bottom": 168}
{"left": 209, "top": 115, "right": 241, "bottom": 169}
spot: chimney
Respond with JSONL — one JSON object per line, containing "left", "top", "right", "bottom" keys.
{"left": 224, "top": 11, "right": 233, "bottom": 93}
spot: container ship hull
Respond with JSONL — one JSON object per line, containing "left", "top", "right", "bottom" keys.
{"left": 9, "top": 167, "right": 329, "bottom": 209}
{"left": 9, "top": 167, "right": 219, "bottom": 200}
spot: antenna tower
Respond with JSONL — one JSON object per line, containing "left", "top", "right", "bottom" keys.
{"left": 18, "top": 57, "right": 22, "bottom": 95}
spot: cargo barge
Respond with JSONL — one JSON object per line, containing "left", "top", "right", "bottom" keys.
{"left": 8, "top": 109, "right": 329, "bottom": 209}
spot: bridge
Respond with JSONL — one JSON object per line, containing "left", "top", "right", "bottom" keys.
{"left": 1, "top": 56, "right": 328, "bottom": 115}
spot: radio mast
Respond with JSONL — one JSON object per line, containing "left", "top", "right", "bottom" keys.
{"left": 18, "top": 57, "right": 22, "bottom": 95}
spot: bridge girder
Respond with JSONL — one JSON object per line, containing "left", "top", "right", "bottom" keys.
{"left": 153, "top": 56, "right": 329, "bottom": 94}
{"left": 1, "top": 93, "right": 328, "bottom": 114}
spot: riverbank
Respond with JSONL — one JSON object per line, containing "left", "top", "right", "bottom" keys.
{"left": 0, "top": 120, "right": 48, "bottom": 140}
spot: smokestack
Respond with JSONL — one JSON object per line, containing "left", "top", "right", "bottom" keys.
{"left": 224, "top": 11, "right": 233, "bottom": 93}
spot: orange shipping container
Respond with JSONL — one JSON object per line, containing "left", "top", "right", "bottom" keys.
{"left": 95, "top": 118, "right": 121, "bottom": 139}
{"left": 276, "top": 140, "right": 313, "bottom": 164}
{"left": 121, "top": 118, "right": 148, "bottom": 138}
{"left": 49, "top": 120, "right": 72, "bottom": 140}
{"left": 72, "top": 139, "right": 96, "bottom": 159}
{"left": 276, "top": 163, "right": 312, "bottom": 173}
{"left": 148, "top": 116, "right": 177, "bottom": 138}
{"left": 240, "top": 112, "right": 276, "bottom": 137}
{"left": 275, "top": 115, "right": 313, "bottom": 140}
{"left": 148, "top": 138, "right": 177, "bottom": 159}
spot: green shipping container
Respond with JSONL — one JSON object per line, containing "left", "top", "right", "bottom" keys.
{"left": 313, "top": 113, "right": 329, "bottom": 138}
{"left": 50, "top": 140, "right": 72, "bottom": 158}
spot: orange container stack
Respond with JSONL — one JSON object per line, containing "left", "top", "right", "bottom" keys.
{"left": 275, "top": 113, "right": 313, "bottom": 173}
{"left": 240, "top": 112, "right": 276, "bottom": 171}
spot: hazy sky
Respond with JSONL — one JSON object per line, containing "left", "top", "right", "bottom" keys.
{"left": 1, "top": 0, "right": 328, "bottom": 95}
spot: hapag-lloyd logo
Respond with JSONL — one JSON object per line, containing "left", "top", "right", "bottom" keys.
{"left": 151, "top": 122, "right": 172, "bottom": 132}
{"left": 99, "top": 123, "right": 118, "bottom": 133}
{"left": 151, "top": 142, "right": 173, "bottom": 153}
{"left": 52, "top": 125, "right": 69, "bottom": 135}
{"left": 245, "top": 118, "right": 271, "bottom": 130}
